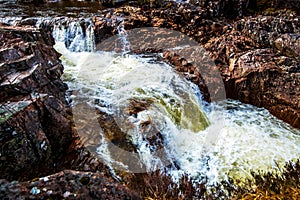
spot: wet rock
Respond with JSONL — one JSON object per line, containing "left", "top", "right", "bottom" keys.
{"left": 274, "top": 33, "right": 300, "bottom": 61}
{"left": 204, "top": 24, "right": 300, "bottom": 128}
{"left": 0, "top": 25, "right": 73, "bottom": 181}
{"left": 0, "top": 95, "right": 73, "bottom": 181}
{"left": 226, "top": 49, "right": 300, "bottom": 128}
{"left": 194, "top": 11, "right": 300, "bottom": 129}
{"left": 163, "top": 50, "right": 211, "bottom": 102}
{"left": 0, "top": 24, "right": 120, "bottom": 182}
{"left": 234, "top": 11, "right": 300, "bottom": 48}
{"left": 0, "top": 25, "right": 138, "bottom": 199}
{"left": 0, "top": 26, "right": 65, "bottom": 102}
{"left": 0, "top": 170, "right": 141, "bottom": 199}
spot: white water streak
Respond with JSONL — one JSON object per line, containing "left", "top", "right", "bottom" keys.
{"left": 52, "top": 18, "right": 95, "bottom": 52}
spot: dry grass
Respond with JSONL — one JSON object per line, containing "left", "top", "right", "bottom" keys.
{"left": 124, "top": 160, "right": 300, "bottom": 199}
{"left": 234, "top": 160, "right": 300, "bottom": 200}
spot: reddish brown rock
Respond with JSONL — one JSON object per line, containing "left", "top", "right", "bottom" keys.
{"left": 0, "top": 24, "right": 111, "bottom": 181}
{"left": 0, "top": 170, "right": 141, "bottom": 199}
{"left": 234, "top": 11, "right": 300, "bottom": 48}
{"left": 0, "top": 25, "right": 73, "bottom": 181}
{"left": 203, "top": 13, "right": 300, "bottom": 128}
{"left": 226, "top": 49, "right": 299, "bottom": 128}
{"left": 274, "top": 34, "right": 300, "bottom": 61}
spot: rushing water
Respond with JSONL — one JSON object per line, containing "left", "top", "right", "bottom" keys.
{"left": 51, "top": 18, "right": 95, "bottom": 52}
{"left": 54, "top": 37, "right": 300, "bottom": 187}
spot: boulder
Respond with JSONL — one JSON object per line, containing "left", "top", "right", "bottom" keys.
{"left": 226, "top": 49, "right": 300, "bottom": 128}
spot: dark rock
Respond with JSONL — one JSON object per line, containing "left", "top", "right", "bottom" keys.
{"left": 0, "top": 25, "right": 72, "bottom": 181}
{"left": 234, "top": 11, "right": 300, "bottom": 48}
{"left": 0, "top": 170, "right": 141, "bottom": 199}
{"left": 0, "top": 95, "right": 72, "bottom": 181}
{"left": 192, "top": 0, "right": 300, "bottom": 17}
{"left": 274, "top": 33, "right": 300, "bottom": 61}
{"left": 226, "top": 49, "right": 300, "bottom": 128}
{"left": 0, "top": 24, "right": 110, "bottom": 182}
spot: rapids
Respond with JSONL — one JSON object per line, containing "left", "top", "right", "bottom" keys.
{"left": 54, "top": 41, "right": 300, "bottom": 187}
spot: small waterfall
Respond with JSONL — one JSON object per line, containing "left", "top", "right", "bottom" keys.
{"left": 0, "top": 16, "right": 95, "bottom": 53}
{"left": 54, "top": 40, "right": 300, "bottom": 188}
{"left": 52, "top": 16, "right": 300, "bottom": 190}
{"left": 115, "top": 19, "right": 131, "bottom": 54}
{"left": 51, "top": 18, "right": 95, "bottom": 52}
{"left": 0, "top": 17, "right": 22, "bottom": 26}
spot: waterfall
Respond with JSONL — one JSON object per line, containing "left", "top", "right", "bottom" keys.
{"left": 0, "top": 17, "right": 22, "bottom": 26}
{"left": 54, "top": 40, "right": 300, "bottom": 187}
{"left": 51, "top": 17, "right": 300, "bottom": 189}
{"left": 0, "top": 16, "right": 95, "bottom": 53}
{"left": 51, "top": 18, "right": 95, "bottom": 52}
{"left": 55, "top": 44, "right": 210, "bottom": 172}
{"left": 115, "top": 19, "right": 131, "bottom": 54}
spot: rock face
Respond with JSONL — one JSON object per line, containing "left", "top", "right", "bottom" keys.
{"left": 0, "top": 25, "right": 73, "bottom": 181}
{"left": 0, "top": 24, "right": 139, "bottom": 198}
{"left": 0, "top": 170, "right": 141, "bottom": 199}
{"left": 204, "top": 13, "right": 300, "bottom": 128}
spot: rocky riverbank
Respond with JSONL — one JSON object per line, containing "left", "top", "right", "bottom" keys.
{"left": 0, "top": 0, "right": 299, "bottom": 199}
{"left": 0, "top": 24, "right": 139, "bottom": 198}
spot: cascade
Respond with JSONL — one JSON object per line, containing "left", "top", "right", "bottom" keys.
{"left": 51, "top": 17, "right": 95, "bottom": 52}
{"left": 51, "top": 16, "right": 300, "bottom": 188}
